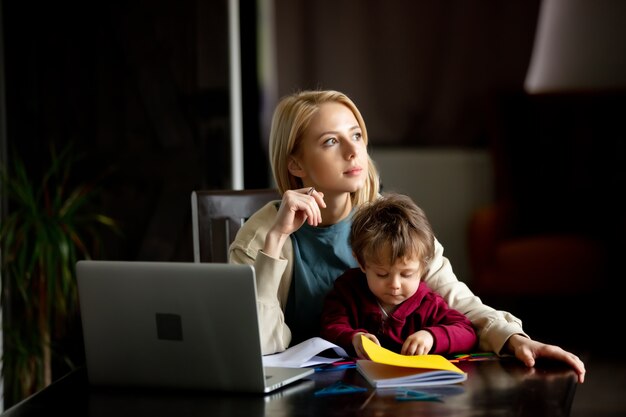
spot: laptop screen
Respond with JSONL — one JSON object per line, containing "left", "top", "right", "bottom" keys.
{"left": 77, "top": 261, "right": 272, "bottom": 392}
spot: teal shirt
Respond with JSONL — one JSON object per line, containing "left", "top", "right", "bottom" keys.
{"left": 286, "top": 214, "right": 358, "bottom": 345}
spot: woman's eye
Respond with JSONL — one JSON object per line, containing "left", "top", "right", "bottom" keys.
{"left": 353, "top": 132, "right": 362, "bottom": 141}
{"left": 323, "top": 137, "right": 338, "bottom": 146}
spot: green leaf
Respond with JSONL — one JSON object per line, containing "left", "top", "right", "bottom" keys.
{"left": 0, "top": 142, "right": 119, "bottom": 404}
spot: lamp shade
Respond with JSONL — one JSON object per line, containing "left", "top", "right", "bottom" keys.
{"left": 525, "top": 0, "right": 626, "bottom": 93}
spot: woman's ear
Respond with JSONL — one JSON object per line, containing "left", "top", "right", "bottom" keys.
{"left": 288, "top": 157, "right": 306, "bottom": 178}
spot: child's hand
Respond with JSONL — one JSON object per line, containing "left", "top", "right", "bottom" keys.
{"left": 352, "top": 332, "right": 380, "bottom": 359}
{"left": 401, "top": 330, "right": 433, "bottom": 355}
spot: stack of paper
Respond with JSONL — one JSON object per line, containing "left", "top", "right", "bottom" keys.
{"left": 356, "top": 336, "right": 467, "bottom": 388}
{"left": 262, "top": 337, "right": 349, "bottom": 368}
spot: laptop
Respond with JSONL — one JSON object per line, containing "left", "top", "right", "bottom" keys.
{"left": 76, "top": 260, "right": 314, "bottom": 393}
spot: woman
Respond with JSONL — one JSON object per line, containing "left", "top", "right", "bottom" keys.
{"left": 229, "top": 89, "right": 585, "bottom": 383}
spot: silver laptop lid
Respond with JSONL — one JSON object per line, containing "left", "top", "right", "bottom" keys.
{"left": 76, "top": 261, "right": 268, "bottom": 392}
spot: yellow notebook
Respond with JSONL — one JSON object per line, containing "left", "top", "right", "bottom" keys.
{"left": 356, "top": 335, "right": 467, "bottom": 388}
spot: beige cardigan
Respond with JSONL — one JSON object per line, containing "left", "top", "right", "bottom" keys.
{"left": 229, "top": 201, "right": 527, "bottom": 355}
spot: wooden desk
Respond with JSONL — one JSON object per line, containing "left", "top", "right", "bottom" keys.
{"left": 1, "top": 358, "right": 577, "bottom": 416}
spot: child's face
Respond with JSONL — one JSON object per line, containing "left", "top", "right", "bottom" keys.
{"left": 361, "top": 255, "right": 422, "bottom": 309}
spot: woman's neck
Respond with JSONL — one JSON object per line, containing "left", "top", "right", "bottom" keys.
{"left": 319, "top": 192, "right": 352, "bottom": 226}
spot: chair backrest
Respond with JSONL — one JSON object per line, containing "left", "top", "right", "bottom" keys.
{"left": 191, "top": 189, "right": 281, "bottom": 263}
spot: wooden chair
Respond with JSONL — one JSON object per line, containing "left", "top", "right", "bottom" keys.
{"left": 191, "top": 189, "right": 280, "bottom": 263}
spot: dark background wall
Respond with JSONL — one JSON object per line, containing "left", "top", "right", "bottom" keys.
{"left": 2, "top": 0, "right": 269, "bottom": 263}
{"left": 271, "top": 0, "right": 541, "bottom": 147}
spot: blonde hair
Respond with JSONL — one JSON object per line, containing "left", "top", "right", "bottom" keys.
{"left": 268, "top": 90, "right": 380, "bottom": 206}
{"left": 350, "top": 192, "right": 435, "bottom": 271}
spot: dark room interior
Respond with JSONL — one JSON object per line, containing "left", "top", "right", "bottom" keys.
{"left": 1, "top": 0, "right": 625, "bottom": 415}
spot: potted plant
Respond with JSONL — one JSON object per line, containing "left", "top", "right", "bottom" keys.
{"left": 0, "top": 143, "right": 119, "bottom": 407}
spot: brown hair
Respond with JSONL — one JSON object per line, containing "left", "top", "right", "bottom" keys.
{"left": 350, "top": 192, "right": 435, "bottom": 271}
{"left": 268, "top": 89, "right": 380, "bottom": 206}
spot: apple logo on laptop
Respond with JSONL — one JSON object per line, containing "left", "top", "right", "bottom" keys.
{"left": 155, "top": 313, "right": 183, "bottom": 341}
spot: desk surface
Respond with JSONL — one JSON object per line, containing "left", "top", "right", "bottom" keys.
{"left": 2, "top": 358, "right": 577, "bottom": 417}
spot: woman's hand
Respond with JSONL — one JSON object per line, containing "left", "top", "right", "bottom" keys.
{"left": 263, "top": 188, "right": 325, "bottom": 258}
{"left": 274, "top": 188, "right": 325, "bottom": 232}
{"left": 505, "top": 334, "right": 586, "bottom": 383}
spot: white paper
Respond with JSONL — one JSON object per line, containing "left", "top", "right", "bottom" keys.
{"left": 262, "top": 337, "right": 349, "bottom": 368}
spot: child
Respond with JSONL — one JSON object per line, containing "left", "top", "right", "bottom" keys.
{"left": 320, "top": 192, "right": 477, "bottom": 358}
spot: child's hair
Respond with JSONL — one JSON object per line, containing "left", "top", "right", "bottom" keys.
{"left": 350, "top": 192, "right": 435, "bottom": 270}
{"left": 268, "top": 89, "right": 380, "bottom": 206}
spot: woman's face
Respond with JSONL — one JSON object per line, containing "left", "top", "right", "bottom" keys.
{"left": 290, "top": 102, "right": 368, "bottom": 196}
